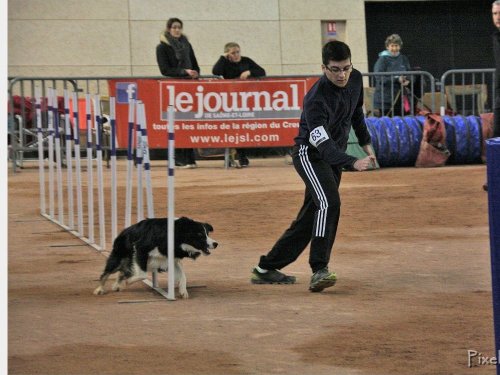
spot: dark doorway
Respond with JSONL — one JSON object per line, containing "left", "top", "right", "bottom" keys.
{"left": 365, "top": 0, "right": 494, "bottom": 80}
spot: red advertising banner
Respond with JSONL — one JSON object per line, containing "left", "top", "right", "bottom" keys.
{"left": 108, "top": 77, "right": 319, "bottom": 148}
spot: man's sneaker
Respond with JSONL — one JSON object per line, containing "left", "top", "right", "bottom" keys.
{"left": 251, "top": 268, "right": 296, "bottom": 284}
{"left": 309, "top": 268, "right": 337, "bottom": 292}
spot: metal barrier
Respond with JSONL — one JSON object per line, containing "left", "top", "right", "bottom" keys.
{"left": 8, "top": 70, "right": 495, "bottom": 172}
{"left": 440, "top": 68, "right": 495, "bottom": 116}
{"left": 362, "top": 70, "right": 436, "bottom": 116}
{"left": 8, "top": 77, "right": 111, "bottom": 171}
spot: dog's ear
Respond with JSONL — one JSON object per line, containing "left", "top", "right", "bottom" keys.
{"left": 203, "top": 223, "right": 214, "bottom": 232}
{"left": 175, "top": 217, "right": 191, "bottom": 225}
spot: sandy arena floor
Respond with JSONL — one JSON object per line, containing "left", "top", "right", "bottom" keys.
{"left": 8, "top": 157, "right": 495, "bottom": 375}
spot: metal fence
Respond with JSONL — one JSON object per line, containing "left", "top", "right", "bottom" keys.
{"left": 8, "top": 69, "right": 495, "bottom": 171}
{"left": 362, "top": 70, "right": 437, "bottom": 116}
{"left": 439, "top": 68, "right": 495, "bottom": 116}
{"left": 8, "top": 77, "right": 111, "bottom": 171}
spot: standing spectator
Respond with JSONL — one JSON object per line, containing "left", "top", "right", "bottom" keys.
{"left": 373, "top": 34, "right": 411, "bottom": 117}
{"left": 250, "top": 41, "right": 377, "bottom": 292}
{"left": 156, "top": 17, "right": 199, "bottom": 168}
{"left": 487, "top": 1, "right": 500, "bottom": 190}
{"left": 212, "top": 42, "right": 266, "bottom": 167}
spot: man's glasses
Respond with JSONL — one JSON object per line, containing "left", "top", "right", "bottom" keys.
{"left": 324, "top": 63, "right": 353, "bottom": 74}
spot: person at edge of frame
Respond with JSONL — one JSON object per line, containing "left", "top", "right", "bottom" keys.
{"left": 485, "top": 0, "right": 500, "bottom": 191}
{"left": 250, "top": 40, "right": 378, "bottom": 292}
{"left": 156, "top": 17, "right": 200, "bottom": 169}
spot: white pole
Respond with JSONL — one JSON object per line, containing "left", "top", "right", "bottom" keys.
{"left": 110, "top": 97, "right": 118, "bottom": 242}
{"left": 140, "top": 102, "right": 154, "bottom": 219}
{"left": 35, "top": 87, "right": 46, "bottom": 215}
{"left": 135, "top": 101, "right": 144, "bottom": 222}
{"left": 125, "top": 99, "right": 135, "bottom": 228}
{"left": 47, "top": 89, "right": 55, "bottom": 219}
{"left": 167, "top": 105, "right": 176, "bottom": 300}
{"left": 86, "top": 93, "right": 94, "bottom": 243}
{"left": 53, "top": 89, "right": 65, "bottom": 225}
{"left": 72, "top": 91, "right": 84, "bottom": 236}
{"left": 64, "top": 89, "right": 74, "bottom": 229}
{"left": 94, "top": 94, "right": 106, "bottom": 249}
{"left": 139, "top": 102, "right": 157, "bottom": 287}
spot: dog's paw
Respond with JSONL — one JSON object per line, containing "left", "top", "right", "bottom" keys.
{"left": 93, "top": 286, "right": 106, "bottom": 295}
{"left": 179, "top": 289, "right": 189, "bottom": 299}
{"left": 112, "top": 282, "right": 125, "bottom": 292}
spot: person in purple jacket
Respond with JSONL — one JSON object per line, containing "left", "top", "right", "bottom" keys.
{"left": 251, "top": 41, "right": 377, "bottom": 292}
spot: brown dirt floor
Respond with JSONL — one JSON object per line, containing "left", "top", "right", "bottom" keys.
{"left": 8, "top": 157, "right": 495, "bottom": 375}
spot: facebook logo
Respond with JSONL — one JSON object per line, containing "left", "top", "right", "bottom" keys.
{"left": 116, "top": 82, "right": 137, "bottom": 103}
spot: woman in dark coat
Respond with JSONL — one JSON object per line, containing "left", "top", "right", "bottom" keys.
{"left": 156, "top": 17, "right": 200, "bottom": 167}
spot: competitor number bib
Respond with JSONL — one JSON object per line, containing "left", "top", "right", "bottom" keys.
{"left": 309, "top": 126, "right": 329, "bottom": 147}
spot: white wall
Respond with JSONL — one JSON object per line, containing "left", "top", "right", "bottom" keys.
{"left": 8, "top": 0, "right": 368, "bottom": 77}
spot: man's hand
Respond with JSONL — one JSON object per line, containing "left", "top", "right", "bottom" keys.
{"left": 185, "top": 69, "right": 199, "bottom": 78}
{"left": 353, "top": 155, "right": 377, "bottom": 171}
{"left": 240, "top": 70, "right": 251, "bottom": 79}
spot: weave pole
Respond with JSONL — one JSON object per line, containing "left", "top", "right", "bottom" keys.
{"left": 53, "top": 89, "right": 64, "bottom": 225}
{"left": 110, "top": 97, "right": 118, "bottom": 242}
{"left": 125, "top": 99, "right": 135, "bottom": 228}
{"left": 137, "top": 101, "right": 158, "bottom": 287}
{"left": 35, "top": 87, "right": 46, "bottom": 216}
{"left": 135, "top": 101, "right": 144, "bottom": 222}
{"left": 47, "top": 90, "right": 55, "bottom": 219}
{"left": 63, "top": 90, "right": 74, "bottom": 229}
{"left": 72, "top": 91, "right": 84, "bottom": 236}
{"left": 167, "top": 105, "right": 176, "bottom": 300}
{"left": 94, "top": 95, "right": 106, "bottom": 249}
{"left": 487, "top": 137, "right": 500, "bottom": 375}
{"left": 85, "top": 94, "right": 94, "bottom": 244}
{"left": 139, "top": 102, "right": 154, "bottom": 219}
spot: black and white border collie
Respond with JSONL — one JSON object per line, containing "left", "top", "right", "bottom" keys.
{"left": 93, "top": 217, "right": 217, "bottom": 299}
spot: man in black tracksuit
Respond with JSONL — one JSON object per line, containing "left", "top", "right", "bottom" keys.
{"left": 251, "top": 41, "right": 377, "bottom": 292}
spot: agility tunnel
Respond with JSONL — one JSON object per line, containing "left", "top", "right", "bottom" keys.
{"left": 357, "top": 115, "right": 484, "bottom": 167}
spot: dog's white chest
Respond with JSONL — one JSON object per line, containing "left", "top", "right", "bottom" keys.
{"left": 147, "top": 248, "right": 168, "bottom": 270}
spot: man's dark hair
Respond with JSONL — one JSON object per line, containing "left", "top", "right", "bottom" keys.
{"left": 322, "top": 40, "right": 351, "bottom": 65}
{"left": 166, "top": 17, "right": 183, "bottom": 29}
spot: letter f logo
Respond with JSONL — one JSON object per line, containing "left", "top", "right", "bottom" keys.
{"left": 117, "top": 82, "right": 137, "bottom": 103}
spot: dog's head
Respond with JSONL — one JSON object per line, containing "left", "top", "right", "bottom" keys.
{"left": 176, "top": 217, "right": 218, "bottom": 259}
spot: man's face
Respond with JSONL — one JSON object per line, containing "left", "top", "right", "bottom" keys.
{"left": 227, "top": 47, "right": 242, "bottom": 63}
{"left": 493, "top": 4, "right": 500, "bottom": 29}
{"left": 322, "top": 59, "right": 353, "bottom": 88}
